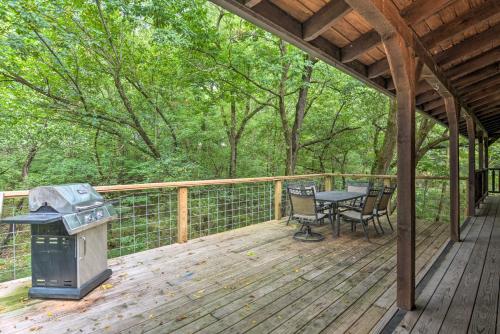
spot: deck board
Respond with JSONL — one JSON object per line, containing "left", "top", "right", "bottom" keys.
{"left": 389, "top": 195, "right": 500, "bottom": 334}
{"left": 0, "top": 216, "right": 449, "bottom": 334}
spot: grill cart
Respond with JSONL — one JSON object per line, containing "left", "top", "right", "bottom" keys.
{"left": 1, "top": 184, "right": 115, "bottom": 299}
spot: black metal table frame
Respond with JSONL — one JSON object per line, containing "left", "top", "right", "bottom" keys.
{"left": 315, "top": 191, "right": 365, "bottom": 237}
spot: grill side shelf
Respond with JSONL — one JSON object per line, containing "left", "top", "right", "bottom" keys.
{"left": 0, "top": 213, "right": 63, "bottom": 225}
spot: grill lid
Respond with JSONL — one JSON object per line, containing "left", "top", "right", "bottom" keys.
{"left": 29, "top": 184, "right": 104, "bottom": 214}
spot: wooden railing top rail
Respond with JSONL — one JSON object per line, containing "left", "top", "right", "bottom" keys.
{"left": 0, "top": 173, "right": 467, "bottom": 199}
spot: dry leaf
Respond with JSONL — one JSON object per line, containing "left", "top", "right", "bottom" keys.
{"left": 176, "top": 315, "right": 187, "bottom": 321}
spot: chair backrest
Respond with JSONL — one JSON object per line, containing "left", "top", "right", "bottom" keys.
{"left": 288, "top": 186, "right": 317, "bottom": 216}
{"left": 376, "top": 186, "right": 396, "bottom": 211}
{"left": 347, "top": 181, "right": 370, "bottom": 195}
{"left": 361, "top": 189, "right": 380, "bottom": 215}
{"left": 287, "top": 181, "right": 318, "bottom": 193}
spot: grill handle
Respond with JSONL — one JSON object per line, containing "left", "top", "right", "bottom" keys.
{"left": 75, "top": 202, "right": 104, "bottom": 212}
{"left": 79, "top": 236, "right": 87, "bottom": 260}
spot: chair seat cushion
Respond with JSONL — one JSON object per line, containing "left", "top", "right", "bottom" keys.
{"left": 293, "top": 213, "right": 328, "bottom": 222}
{"left": 340, "top": 210, "right": 372, "bottom": 221}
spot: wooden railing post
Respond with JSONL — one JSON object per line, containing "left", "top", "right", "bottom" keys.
{"left": 177, "top": 187, "right": 188, "bottom": 243}
{"left": 445, "top": 96, "right": 460, "bottom": 242}
{"left": 274, "top": 180, "right": 282, "bottom": 221}
{"left": 466, "top": 116, "right": 476, "bottom": 217}
{"left": 324, "top": 175, "right": 332, "bottom": 191}
{"left": 383, "top": 178, "right": 392, "bottom": 213}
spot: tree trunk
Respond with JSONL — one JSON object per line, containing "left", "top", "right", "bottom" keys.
{"left": 372, "top": 99, "right": 397, "bottom": 174}
{"left": 228, "top": 98, "right": 238, "bottom": 178}
{"left": 288, "top": 55, "right": 316, "bottom": 175}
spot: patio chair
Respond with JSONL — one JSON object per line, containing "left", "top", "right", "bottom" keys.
{"left": 339, "top": 188, "right": 380, "bottom": 241}
{"left": 287, "top": 186, "right": 332, "bottom": 242}
{"left": 374, "top": 185, "right": 396, "bottom": 232}
{"left": 339, "top": 181, "right": 371, "bottom": 212}
{"left": 286, "top": 182, "right": 329, "bottom": 225}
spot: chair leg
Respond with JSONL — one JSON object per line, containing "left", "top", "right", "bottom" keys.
{"left": 376, "top": 215, "right": 385, "bottom": 234}
{"left": 287, "top": 215, "right": 292, "bottom": 226}
{"left": 371, "top": 218, "right": 380, "bottom": 235}
{"left": 386, "top": 213, "right": 394, "bottom": 231}
{"left": 360, "top": 219, "right": 370, "bottom": 241}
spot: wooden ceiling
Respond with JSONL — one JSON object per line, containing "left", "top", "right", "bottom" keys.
{"left": 210, "top": 0, "right": 500, "bottom": 141}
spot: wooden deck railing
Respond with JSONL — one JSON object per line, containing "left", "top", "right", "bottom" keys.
{"left": 0, "top": 173, "right": 467, "bottom": 283}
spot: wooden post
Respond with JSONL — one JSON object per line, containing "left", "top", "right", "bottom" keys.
{"left": 383, "top": 34, "right": 416, "bottom": 311}
{"left": 383, "top": 178, "right": 392, "bottom": 213}
{"left": 466, "top": 117, "right": 476, "bottom": 217}
{"left": 177, "top": 187, "right": 188, "bottom": 243}
{"left": 485, "top": 139, "right": 489, "bottom": 194}
{"left": 444, "top": 97, "right": 460, "bottom": 242}
{"left": 478, "top": 132, "right": 484, "bottom": 170}
{"left": 274, "top": 180, "right": 282, "bottom": 221}
{"left": 324, "top": 175, "right": 332, "bottom": 191}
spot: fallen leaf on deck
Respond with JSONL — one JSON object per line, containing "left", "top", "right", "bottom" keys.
{"left": 246, "top": 251, "right": 256, "bottom": 256}
{"left": 47, "top": 312, "right": 53, "bottom": 317}
{"left": 29, "top": 326, "right": 42, "bottom": 331}
{"left": 101, "top": 284, "right": 113, "bottom": 290}
{"left": 176, "top": 315, "right": 187, "bottom": 321}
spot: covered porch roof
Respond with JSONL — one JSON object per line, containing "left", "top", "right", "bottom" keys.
{"left": 210, "top": 0, "right": 500, "bottom": 141}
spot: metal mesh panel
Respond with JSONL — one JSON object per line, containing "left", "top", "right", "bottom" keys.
{"left": 188, "top": 183, "right": 273, "bottom": 239}
{"left": 0, "top": 198, "right": 30, "bottom": 282}
{"left": 106, "top": 190, "right": 178, "bottom": 258}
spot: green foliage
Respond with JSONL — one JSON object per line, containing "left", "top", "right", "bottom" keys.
{"left": 0, "top": 0, "right": 460, "bottom": 190}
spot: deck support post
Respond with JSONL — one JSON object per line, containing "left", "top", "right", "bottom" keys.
{"left": 466, "top": 117, "right": 476, "bottom": 217}
{"left": 444, "top": 97, "right": 460, "bottom": 242}
{"left": 382, "top": 34, "right": 416, "bottom": 311}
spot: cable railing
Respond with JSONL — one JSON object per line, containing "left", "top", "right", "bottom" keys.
{"left": 0, "top": 173, "right": 468, "bottom": 283}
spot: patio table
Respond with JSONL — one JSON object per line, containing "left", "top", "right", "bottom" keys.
{"left": 315, "top": 191, "right": 365, "bottom": 237}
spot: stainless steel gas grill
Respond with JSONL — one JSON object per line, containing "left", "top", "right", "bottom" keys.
{"left": 1, "top": 184, "right": 115, "bottom": 299}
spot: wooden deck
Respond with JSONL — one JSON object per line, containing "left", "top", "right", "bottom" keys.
{"left": 385, "top": 195, "right": 500, "bottom": 334}
{"left": 0, "top": 216, "right": 450, "bottom": 334}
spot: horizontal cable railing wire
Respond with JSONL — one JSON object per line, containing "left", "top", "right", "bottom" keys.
{"left": 0, "top": 173, "right": 469, "bottom": 283}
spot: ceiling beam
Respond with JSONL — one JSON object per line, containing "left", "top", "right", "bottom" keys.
{"left": 463, "top": 85, "right": 500, "bottom": 103}
{"left": 302, "top": 0, "right": 352, "bottom": 42}
{"left": 476, "top": 108, "right": 500, "bottom": 118}
{"left": 421, "top": 0, "right": 500, "bottom": 49}
{"left": 243, "top": 0, "right": 263, "bottom": 7}
{"left": 401, "top": 0, "right": 457, "bottom": 26}
{"left": 416, "top": 90, "right": 441, "bottom": 105}
{"left": 455, "top": 64, "right": 500, "bottom": 88}
{"left": 436, "top": 24, "right": 500, "bottom": 66}
{"left": 341, "top": 30, "right": 381, "bottom": 63}
{"left": 446, "top": 47, "right": 500, "bottom": 79}
{"left": 423, "top": 98, "right": 445, "bottom": 112}
{"left": 368, "top": 58, "right": 389, "bottom": 78}
{"left": 471, "top": 95, "right": 500, "bottom": 111}
{"left": 343, "top": 0, "right": 487, "bottom": 135}
{"left": 461, "top": 76, "right": 500, "bottom": 96}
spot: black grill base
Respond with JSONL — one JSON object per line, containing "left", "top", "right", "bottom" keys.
{"left": 28, "top": 269, "right": 112, "bottom": 300}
